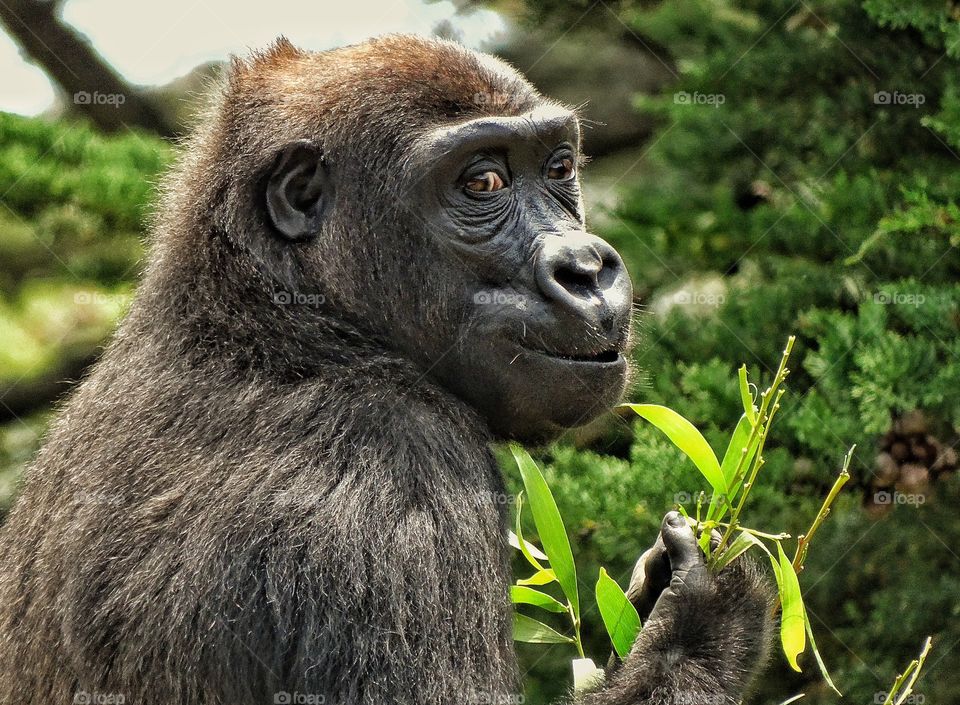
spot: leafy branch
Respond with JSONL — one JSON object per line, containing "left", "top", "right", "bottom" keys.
{"left": 623, "top": 336, "right": 850, "bottom": 692}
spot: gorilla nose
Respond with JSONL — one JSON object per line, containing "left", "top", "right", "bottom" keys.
{"left": 535, "top": 232, "right": 632, "bottom": 329}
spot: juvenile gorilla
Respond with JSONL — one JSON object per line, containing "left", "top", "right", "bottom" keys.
{"left": 0, "top": 36, "right": 773, "bottom": 704}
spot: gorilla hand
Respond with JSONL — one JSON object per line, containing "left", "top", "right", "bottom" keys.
{"left": 624, "top": 513, "right": 724, "bottom": 624}
{"left": 583, "top": 512, "right": 775, "bottom": 705}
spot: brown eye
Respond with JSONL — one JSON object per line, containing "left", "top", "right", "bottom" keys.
{"left": 547, "top": 156, "right": 575, "bottom": 181}
{"left": 465, "top": 171, "right": 505, "bottom": 193}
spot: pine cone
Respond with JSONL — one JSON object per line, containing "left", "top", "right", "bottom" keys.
{"left": 865, "top": 410, "right": 957, "bottom": 513}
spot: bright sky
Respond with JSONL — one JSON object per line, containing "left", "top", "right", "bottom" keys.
{"left": 0, "top": 0, "right": 506, "bottom": 115}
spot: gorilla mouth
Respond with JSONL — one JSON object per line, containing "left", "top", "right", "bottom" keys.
{"left": 522, "top": 345, "right": 623, "bottom": 365}
{"left": 550, "top": 349, "right": 621, "bottom": 364}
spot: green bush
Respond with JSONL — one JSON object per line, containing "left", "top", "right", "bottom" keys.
{"left": 512, "top": 0, "right": 958, "bottom": 702}
{"left": 0, "top": 114, "right": 169, "bottom": 516}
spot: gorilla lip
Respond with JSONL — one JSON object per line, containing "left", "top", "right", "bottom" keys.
{"left": 519, "top": 344, "right": 624, "bottom": 366}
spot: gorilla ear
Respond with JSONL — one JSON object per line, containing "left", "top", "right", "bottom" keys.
{"left": 266, "top": 140, "right": 331, "bottom": 241}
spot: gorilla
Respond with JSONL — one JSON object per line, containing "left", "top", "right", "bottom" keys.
{"left": 0, "top": 35, "right": 773, "bottom": 704}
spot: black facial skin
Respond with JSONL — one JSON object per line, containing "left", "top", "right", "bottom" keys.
{"left": 395, "top": 106, "right": 633, "bottom": 439}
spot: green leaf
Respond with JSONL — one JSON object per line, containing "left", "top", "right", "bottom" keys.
{"left": 511, "top": 585, "right": 567, "bottom": 613}
{"left": 741, "top": 530, "right": 777, "bottom": 563}
{"left": 707, "top": 414, "right": 758, "bottom": 521}
{"left": 698, "top": 525, "right": 712, "bottom": 556}
{"left": 804, "top": 605, "right": 841, "bottom": 695}
{"left": 711, "top": 530, "right": 756, "bottom": 572}
{"left": 511, "top": 445, "right": 580, "bottom": 618}
{"left": 595, "top": 568, "right": 642, "bottom": 659}
{"left": 776, "top": 543, "right": 806, "bottom": 672}
{"left": 625, "top": 404, "right": 726, "bottom": 494}
{"left": 517, "top": 569, "right": 557, "bottom": 587}
{"left": 511, "top": 493, "right": 547, "bottom": 572}
{"left": 513, "top": 613, "right": 574, "bottom": 644}
{"left": 738, "top": 364, "right": 757, "bottom": 423}
{"left": 720, "top": 414, "right": 758, "bottom": 489}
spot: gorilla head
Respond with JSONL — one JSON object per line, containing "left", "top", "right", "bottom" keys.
{"left": 161, "top": 35, "right": 633, "bottom": 440}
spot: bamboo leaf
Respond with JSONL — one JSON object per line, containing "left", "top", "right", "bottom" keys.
{"left": 517, "top": 569, "right": 557, "bottom": 587}
{"left": 804, "top": 605, "right": 841, "bottom": 695}
{"left": 777, "top": 542, "right": 806, "bottom": 672}
{"left": 719, "top": 414, "right": 759, "bottom": 490}
{"left": 776, "top": 696, "right": 805, "bottom": 705}
{"left": 513, "top": 613, "right": 574, "bottom": 644}
{"left": 708, "top": 414, "right": 760, "bottom": 521}
{"left": 711, "top": 530, "right": 756, "bottom": 572}
{"left": 511, "top": 493, "right": 548, "bottom": 571}
{"left": 624, "top": 404, "right": 726, "bottom": 494}
{"left": 738, "top": 364, "right": 757, "bottom": 423}
{"left": 510, "top": 585, "right": 567, "bottom": 613}
{"left": 511, "top": 444, "right": 580, "bottom": 618}
{"left": 595, "top": 568, "right": 642, "bottom": 659}
{"left": 508, "top": 530, "right": 549, "bottom": 564}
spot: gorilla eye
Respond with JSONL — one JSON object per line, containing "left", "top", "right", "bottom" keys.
{"left": 546, "top": 156, "right": 576, "bottom": 181}
{"left": 465, "top": 171, "right": 506, "bottom": 193}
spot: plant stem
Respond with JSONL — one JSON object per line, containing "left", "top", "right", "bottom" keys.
{"left": 883, "top": 636, "right": 932, "bottom": 705}
{"left": 711, "top": 337, "right": 795, "bottom": 562}
{"left": 569, "top": 604, "right": 585, "bottom": 658}
{"left": 792, "top": 446, "right": 855, "bottom": 573}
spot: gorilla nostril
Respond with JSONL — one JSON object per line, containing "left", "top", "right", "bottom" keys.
{"left": 597, "top": 255, "right": 623, "bottom": 289}
{"left": 554, "top": 266, "right": 597, "bottom": 297}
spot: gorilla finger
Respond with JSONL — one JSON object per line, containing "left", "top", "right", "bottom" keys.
{"left": 626, "top": 542, "right": 672, "bottom": 619}
{"left": 660, "top": 511, "right": 704, "bottom": 573}
{"left": 626, "top": 545, "right": 658, "bottom": 602}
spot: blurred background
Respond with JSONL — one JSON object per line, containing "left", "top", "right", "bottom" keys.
{"left": 0, "top": 0, "right": 958, "bottom": 702}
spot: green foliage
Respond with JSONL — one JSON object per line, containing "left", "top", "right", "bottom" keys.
{"left": 0, "top": 113, "right": 169, "bottom": 516}
{"left": 510, "top": 446, "right": 640, "bottom": 665}
{"left": 514, "top": 0, "right": 958, "bottom": 702}
{"left": 0, "top": 112, "right": 169, "bottom": 231}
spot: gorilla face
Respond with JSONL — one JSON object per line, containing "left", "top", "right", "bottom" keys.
{"left": 409, "top": 103, "right": 633, "bottom": 439}
{"left": 264, "top": 96, "right": 632, "bottom": 441}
